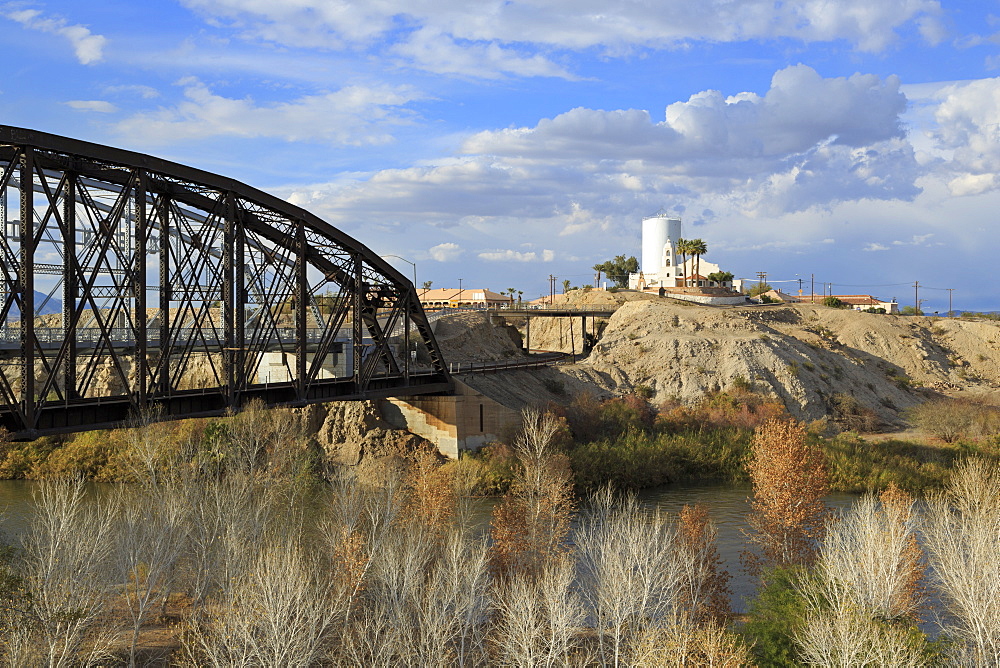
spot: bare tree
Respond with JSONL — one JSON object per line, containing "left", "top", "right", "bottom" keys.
{"left": 182, "top": 471, "right": 279, "bottom": 606}
{"left": 226, "top": 398, "right": 305, "bottom": 475}
{"left": 114, "top": 482, "right": 188, "bottom": 666}
{"left": 182, "top": 536, "right": 336, "bottom": 667}
{"left": 794, "top": 488, "right": 929, "bottom": 666}
{"left": 922, "top": 458, "right": 1000, "bottom": 665}
{"left": 575, "top": 489, "right": 690, "bottom": 666}
{"left": 17, "top": 477, "right": 121, "bottom": 667}
{"left": 491, "top": 408, "right": 574, "bottom": 577}
{"left": 493, "top": 556, "right": 586, "bottom": 667}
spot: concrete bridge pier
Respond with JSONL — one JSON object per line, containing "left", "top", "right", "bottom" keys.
{"left": 383, "top": 380, "right": 520, "bottom": 459}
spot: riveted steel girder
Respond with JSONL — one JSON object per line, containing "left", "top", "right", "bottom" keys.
{"left": 0, "top": 126, "right": 451, "bottom": 438}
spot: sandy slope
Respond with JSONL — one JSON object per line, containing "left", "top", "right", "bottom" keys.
{"left": 462, "top": 290, "right": 1000, "bottom": 427}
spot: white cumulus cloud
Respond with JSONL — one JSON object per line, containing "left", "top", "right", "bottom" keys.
{"left": 429, "top": 242, "right": 463, "bottom": 261}
{"left": 478, "top": 249, "right": 555, "bottom": 262}
{"left": 5, "top": 8, "right": 106, "bottom": 64}
{"left": 113, "top": 78, "right": 421, "bottom": 146}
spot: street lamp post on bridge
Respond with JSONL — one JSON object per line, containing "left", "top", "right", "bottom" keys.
{"left": 380, "top": 254, "right": 417, "bottom": 291}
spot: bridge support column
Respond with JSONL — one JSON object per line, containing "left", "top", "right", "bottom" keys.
{"left": 62, "top": 172, "right": 77, "bottom": 400}
{"left": 19, "top": 146, "right": 34, "bottom": 426}
{"left": 383, "top": 380, "right": 519, "bottom": 459}
{"left": 135, "top": 169, "right": 148, "bottom": 407}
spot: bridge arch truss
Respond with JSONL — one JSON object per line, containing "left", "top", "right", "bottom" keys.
{"left": 0, "top": 126, "right": 451, "bottom": 438}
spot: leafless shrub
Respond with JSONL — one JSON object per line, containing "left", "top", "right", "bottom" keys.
{"left": 816, "top": 487, "right": 923, "bottom": 622}
{"left": 633, "top": 620, "right": 752, "bottom": 667}
{"left": 321, "top": 467, "right": 493, "bottom": 667}
{"left": 123, "top": 405, "right": 167, "bottom": 483}
{"left": 794, "top": 486, "right": 929, "bottom": 666}
{"left": 180, "top": 536, "right": 335, "bottom": 667}
{"left": 15, "top": 477, "right": 121, "bottom": 667}
{"left": 491, "top": 408, "right": 574, "bottom": 577}
{"left": 908, "top": 398, "right": 1000, "bottom": 442}
{"left": 493, "top": 556, "right": 587, "bottom": 667}
{"left": 922, "top": 458, "right": 1000, "bottom": 665}
{"left": 575, "top": 489, "right": 690, "bottom": 666}
{"left": 182, "top": 471, "right": 279, "bottom": 605}
{"left": 114, "top": 482, "right": 188, "bottom": 665}
{"left": 795, "top": 573, "right": 930, "bottom": 667}
{"left": 226, "top": 398, "right": 306, "bottom": 475}
{"left": 431, "top": 528, "right": 492, "bottom": 666}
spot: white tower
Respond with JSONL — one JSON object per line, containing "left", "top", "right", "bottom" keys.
{"left": 641, "top": 214, "right": 682, "bottom": 273}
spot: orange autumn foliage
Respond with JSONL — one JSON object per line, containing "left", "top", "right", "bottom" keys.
{"left": 678, "top": 503, "right": 732, "bottom": 623}
{"left": 744, "top": 418, "right": 829, "bottom": 573}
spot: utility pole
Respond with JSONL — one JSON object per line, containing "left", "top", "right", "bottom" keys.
{"left": 756, "top": 271, "right": 767, "bottom": 295}
{"left": 458, "top": 277, "right": 463, "bottom": 306}
{"left": 913, "top": 281, "right": 919, "bottom": 315}
{"left": 548, "top": 274, "right": 556, "bottom": 305}
{"left": 947, "top": 288, "right": 954, "bottom": 317}
{"left": 810, "top": 273, "right": 815, "bottom": 303}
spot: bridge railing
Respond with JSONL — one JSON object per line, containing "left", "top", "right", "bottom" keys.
{"left": 448, "top": 351, "right": 571, "bottom": 375}
{"left": 0, "top": 327, "right": 340, "bottom": 346}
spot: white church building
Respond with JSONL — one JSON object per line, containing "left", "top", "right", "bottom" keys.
{"left": 627, "top": 214, "right": 729, "bottom": 291}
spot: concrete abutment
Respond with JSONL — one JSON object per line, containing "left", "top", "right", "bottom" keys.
{"left": 383, "top": 380, "right": 520, "bottom": 458}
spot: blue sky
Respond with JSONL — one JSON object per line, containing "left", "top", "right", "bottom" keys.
{"left": 2, "top": 0, "right": 999, "bottom": 311}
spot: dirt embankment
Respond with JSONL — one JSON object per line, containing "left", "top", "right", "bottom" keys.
{"left": 454, "top": 290, "right": 1000, "bottom": 428}
{"left": 432, "top": 311, "right": 525, "bottom": 363}
{"left": 298, "top": 400, "right": 436, "bottom": 482}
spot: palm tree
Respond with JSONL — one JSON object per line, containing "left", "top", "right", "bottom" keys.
{"left": 707, "top": 271, "right": 733, "bottom": 287}
{"left": 689, "top": 239, "right": 708, "bottom": 289}
{"left": 676, "top": 238, "right": 691, "bottom": 287}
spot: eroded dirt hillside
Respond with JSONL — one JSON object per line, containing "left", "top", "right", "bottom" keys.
{"left": 432, "top": 311, "right": 525, "bottom": 363}
{"left": 462, "top": 290, "right": 1000, "bottom": 428}
{"left": 569, "top": 299, "right": 1000, "bottom": 425}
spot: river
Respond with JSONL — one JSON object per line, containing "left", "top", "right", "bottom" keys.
{"left": 0, "top": 479, "right": 860, "bottom": 614}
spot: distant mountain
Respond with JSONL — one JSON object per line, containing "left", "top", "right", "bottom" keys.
{"left": 6, "top": 291, "right": 63, "bottom": 317}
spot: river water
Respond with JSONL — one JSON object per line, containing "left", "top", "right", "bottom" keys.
{"left": 639, "top": 483, "right": 859, "bottom": 613}
{"left": 0, "top": 480, "right": 858, "bottom": 614}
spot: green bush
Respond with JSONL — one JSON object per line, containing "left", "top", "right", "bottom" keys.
{"left": 822, "top": 296, "right": 845, "bottom": 308}
{"left": 568, "top": 427, "right": 750, "bottom": 492}
{"left": 821, "top": 432, "right": 964, "bottom": 492}
{"left": 740, "top": 567, "right": 809, "bottom": 667}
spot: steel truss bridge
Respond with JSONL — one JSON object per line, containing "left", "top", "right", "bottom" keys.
{"left": 0, "top": 126, "right": 451, "bottom": 439}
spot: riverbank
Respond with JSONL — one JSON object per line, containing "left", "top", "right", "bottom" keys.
{"left": 0, "top": 388, "right": 986, "bottom": 497}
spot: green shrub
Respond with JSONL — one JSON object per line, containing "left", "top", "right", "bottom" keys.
{"left": 821, "top": 432, "right": 964, "bottom": 492}
{"left": 822, "top": 296, "right": 845, "bottom": 308}
{"left": 633, "top": 384, "right": 654, "bottom": 399}
{"left": 740, "top": 567, "right": 809, "bottom": 667}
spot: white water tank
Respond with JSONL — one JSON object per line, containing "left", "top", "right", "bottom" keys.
{"left": 641, "top": 215, "right": 681, "bottom": 273}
